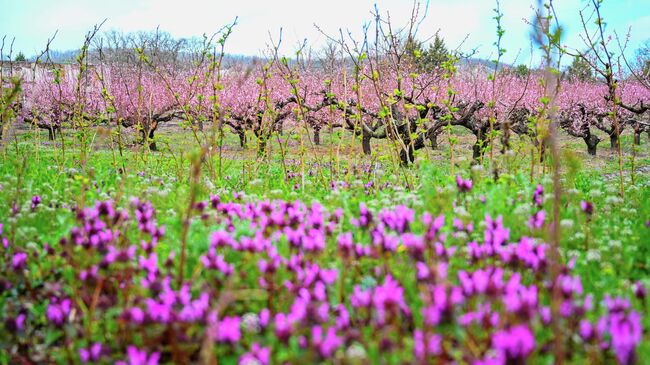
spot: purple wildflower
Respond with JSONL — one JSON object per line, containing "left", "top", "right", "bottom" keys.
{"left": 492, "top": 324, "right": 535, "bottom": 361}
{"left": 580, "top": 200, "right": 594, "bottom": 216}
{"left": 259, "top": 308, "right": 270, "bottom": 328}
{"left": 527, "top": 210, "right": 546, "bottom": 229}
{"left": 311, "top": 326, "right": 342, "bottom": 358}
{"left": 79, "top": 343, "right": 102, "bottom": 363}
{"left": 598, "top": 309, "right": 643, "bottom": 365}
{"left": 215, "top": 316, "right": 241, "bottom": 343}
{"left": 12, "top": 252, "right": 28, "bottom": 270}
{"left": 46, "top": 297, "right": 71, "bottom": 326}
{"left": 456, "top": 175, "right": 473, "bottom": 193}
{"left": 532, "top": 185, "right": 544, "bottom": 207}
{"left": 5, "top": 313, "right": 26, "bottom": 331}
{"left": 116, "top": 346, "right": 160, "bottom": 365}
{"left": 414, "top": 330, "right": 442, "bottom": 360}
{"left": 31, "top": 195, "right": 42, "bottom": 210}
{"left": 579, "top": 320, "right": 594, "bottom": 342}
{"left": 633, "top": 281, "right": 646, "bottom": 300}
{"left": 351, "top": 285, "right": 371, "bottom": 308}
{"left": 239, "top": 343, "right": 270, "bottom": 365}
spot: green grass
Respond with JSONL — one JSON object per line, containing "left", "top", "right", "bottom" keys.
{"left": 1, "top": 127, "right": 649, "bottom": 364}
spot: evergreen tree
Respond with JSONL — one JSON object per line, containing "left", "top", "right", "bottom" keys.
{"left": 566, "top": 56, "right": 593, "bottom": 82}
{"left": 14, "top": 52, "right": 27, "bottom": 62}
{"left": 420, "top": 35, "right": 448, "bottom": 71}
{"left": 514, "top": 64, "right": 530, "bottom": 78}
{"left": 404, "top": 34, "right": 449, "bottom": 73}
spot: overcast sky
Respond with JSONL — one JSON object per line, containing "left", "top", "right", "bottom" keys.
{"left": 1, "top": 0, "right": 648, "bottom": 64}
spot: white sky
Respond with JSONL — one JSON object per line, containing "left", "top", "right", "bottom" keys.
{"left": 1, "top": 0, "right": 648, "bottom": 64}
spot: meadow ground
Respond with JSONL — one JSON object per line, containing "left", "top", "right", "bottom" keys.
{"left": 1, "top": 126, "right": 649, "bottom": 364}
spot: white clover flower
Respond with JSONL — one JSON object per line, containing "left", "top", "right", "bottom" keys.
{"left": 566, "top": 188, "right": 579, "bottom": 196}
{"left": 323, "top": 195, "right": 335, "bottom": 205}
{"left": 15, "top": 226, "right": 29, "bottom": 237}
{"left": 601, "top": 262, "right": 614, "bottom": 273}
{"left": 560, "top": 219, "right": 574, "bottom": 229}
{"left": 453, "top": 205, "right": 470, "bottom": 218}
{"left": 400, "top": 193, "right": 417, "bottom": 203}
{"left": 345, "top": 343, "right": 367, "bottom": 360}
{"left": 586, "top": 250, "right": 601, "bottom": 261}
{"left": 204, "top": 177, "right": 216, "bottom": 191}
{"left": 241, "top": 313, "right": 260, "bottom": 333}
{"left": 590, "top": 189, "right": 603, "bottom": 198}
{"left": 513, "top": 204, "right": 529, "bottom": 217}
{"left": 608, "top": 240, "right": 622, "bottom": 249}
{"left": 567, "top": 249, "right": 580, "bottom": 258}
{"left": 604, "top": 196, "right": 623, "bottom": 205}
{"left": 573, "top": 231, "right": 586, "bottom": 240}
{"left": 455, "top": 231, "right": 469, "bottom": 241}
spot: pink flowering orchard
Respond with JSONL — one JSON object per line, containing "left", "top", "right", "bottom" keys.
{"left": 1, "top": 0, "right": 649, "bottom": 364}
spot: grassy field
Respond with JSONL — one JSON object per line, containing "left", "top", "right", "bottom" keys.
{"left": 1, "top": 126, "right": 649, "bottom": 364}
